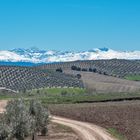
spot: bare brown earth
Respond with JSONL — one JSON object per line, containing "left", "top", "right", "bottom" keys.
{"left": 65, "top": 70, "right": 140, "bottom": 93}
{"left": 0, "top": 100, "right": 118, "bottom": 140}
{"left": 0, "top": 100, "right": 80, "bottom": 140}
{"left": 0, "top": 100, "right": 8, "bottom": 113}
{"left": 26, "top": 123, "right": 80, "bottom": 140}
{"left": 49, "top": 101, "right": 140, "bottom": 140}
{"left": 52, "top": 116, "right": 118, "bottom": 140}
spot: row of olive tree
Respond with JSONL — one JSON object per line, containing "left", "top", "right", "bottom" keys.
{"left": 0, "top": 99, "right": 49, "bottom": 140}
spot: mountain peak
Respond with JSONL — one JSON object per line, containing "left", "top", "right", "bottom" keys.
{"left": 0, "top": 48, "right": 139, "bottom": 63}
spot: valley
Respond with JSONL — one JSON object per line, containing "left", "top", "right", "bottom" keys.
{"left": 0, "top": 59, "right": 140, "bottom": 140}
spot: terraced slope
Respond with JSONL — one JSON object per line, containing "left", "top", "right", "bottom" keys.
{"left": 36, "top": 59, "right": 140, "bottom": 78}
{"left": 0, "top": 66, "right": 83, "bottom": 91}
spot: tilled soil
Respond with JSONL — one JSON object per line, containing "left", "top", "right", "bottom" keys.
{"left": 49, "top": 101, "right": 140, "bottom": 140}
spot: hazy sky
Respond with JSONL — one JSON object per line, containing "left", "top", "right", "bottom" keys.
{"left": 0, "top": 0, "right": 140, "bottom": 51}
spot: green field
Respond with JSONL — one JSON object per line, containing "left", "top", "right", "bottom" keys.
{"left": 125, "top": 75, "right": 140, "bottom": 81}
{"left": 0, "top": 87, "right": 140, "bottom": 104}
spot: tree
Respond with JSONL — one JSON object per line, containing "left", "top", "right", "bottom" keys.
{"left": 0, "top": 98, "right": 49, "bottom": 140}
{"left": 76, "top": 67, "right": 81, "bottom": 71}
{"left": 29, "top": 99, "right": 49, "bottom": 136}
{"left": 92, "top": 68, "right": 97, "bottom": 73}
{"left": 89, "top": 68, "right": 93, "bottom": 72}
{"left": 0, "top": 119, "right": 12, "bottom": 140}
{"left": 56, "top": 68, "right": 63, "bottom": 73}
{"left": 71, "top": 66, "right": 77, "bottom": 70}
{"left": 4, "top": 99, "right": 34, "bottom": 140}
{"left": 76, "top": 74, "right": 81, "bottom": 79}
{"left": 81, "top": 68, "right": 88, "bottom": 71}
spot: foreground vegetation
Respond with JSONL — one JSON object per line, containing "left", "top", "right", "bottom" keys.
{"left": 0, "top": 99, "right": 49, "bottom": 140}
{"left": 0, "top": 86, "right": 140, "bottom": 140}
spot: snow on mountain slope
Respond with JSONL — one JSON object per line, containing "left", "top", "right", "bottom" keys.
{"left": 0, "top": 47, "right": 140, "bottom": 63}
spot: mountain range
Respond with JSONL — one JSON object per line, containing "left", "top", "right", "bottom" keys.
{"left": 0, "top": 47, "right": 140, "bottom": 64}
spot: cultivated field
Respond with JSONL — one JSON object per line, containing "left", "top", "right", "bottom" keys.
{"left": 36, "top": 59, "right": 140, "bottom": 78}
{"left": 35, "top": 59, "right": 140, "bottom": 93}
{"left": 64, "top": 70, "right": 140, "bottom": 93}
{"left": 49, "top": 101, "right": 140, "bottom": 140}
{"left": 0, "top": 66, "right": 83, "bottom": 91}
{"left": 0, "top": 60, "right": 140, "bottom": 140}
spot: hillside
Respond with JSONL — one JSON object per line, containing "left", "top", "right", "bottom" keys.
{"left": 0, "top": 66, "right": 83, "bottom": 91}
{"left": 36, "top": 59, "right": 140, "bottom": 93}
{"left": 36, "top": 59, "right": 140, "bottom": 78}
{"left": 65, "top": 70, "right": 140, "bottom": 93}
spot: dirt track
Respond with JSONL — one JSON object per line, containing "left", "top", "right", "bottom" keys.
{"left": 0, "top": 100, "right": 118, "bottom": 140}
{"left": 52, "top": 116, "right": 118, "bottom": 140}
{"left": 0, "top": 100, "right": 7, "bottom": 113}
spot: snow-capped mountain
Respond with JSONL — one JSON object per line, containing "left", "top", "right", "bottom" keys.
{"left": 0, "top": 47, "right": 140, "bottom": 63}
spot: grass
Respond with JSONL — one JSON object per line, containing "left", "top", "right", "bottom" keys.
{"left": 125, "top": 74, "right": 140, "bottom": 81}
{"left": 29, "top": 87, "right": 86, "bottom": 96}
{"left": 0, "top": 95, "right": 18, "bottom": 100}
{"left": 41, "top": 92, "right": 140, "bottom": 104}
{"left": 108, "top": 128, "right": 127, "bottom": 140}
{"left": 1, "top": 87, "right": 140, "bottom": 104}
{"left": 0, "top": 88, "right": 140, "bottom": 104}
{"left": 37, "top": 89, "right": 140, "bottom": 104}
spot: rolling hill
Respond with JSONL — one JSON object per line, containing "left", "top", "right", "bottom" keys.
{"left": 0, "top": 66, "right": 83, "bottom": 91}
{"left": 36, "top": 59, "right": 140, "bottom": 78}
{"left": 36, "top": 59, "right": 140, "bottom": 93}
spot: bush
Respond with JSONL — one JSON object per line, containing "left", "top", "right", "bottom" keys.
{"left": 0, "top": 98, "right": 49, "bottom": 140}
{"left": 29, "top": 99, "right": 49, "bottom": 136}
{"left": 76, "top": 74, "right": 81, "bottom": 79}
{"left": 56, "top": 68, "right": 63, "bottom": 73}
{"left": 89, "top": 68, "right": 93, "bottom": 72}
{"left": 5, "top": 99, "right": 34, "bottom": 140}
{"left": 71, "top": 66, "right": 77, "bottom": 70}
{"left": 81, "top": 68, "right": 88, "bottom": 71}
{"left": 92, "top": 68, "right": 97, "bottom": 73}
{"left": 0, "top": 119, "right": 12, "bottom": 140}
{"left": 76, "top": 67, "right": 81, "bottom": 71}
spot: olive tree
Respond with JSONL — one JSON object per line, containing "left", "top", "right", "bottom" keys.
{"left": 4, "top": 99, "right": 35, "bottom": 140}
{"left": 0, "top": 98, "right": 49, "bottom": 140}
{"left": 0, "top": 118, "right": 12, "bottom": 140}
{"left": 29, "top": 99, "right": 49, "bottom": 136}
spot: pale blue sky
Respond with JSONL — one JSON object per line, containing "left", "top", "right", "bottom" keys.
{"left": 0, "top": 0, "right": 140, "bottom": 51}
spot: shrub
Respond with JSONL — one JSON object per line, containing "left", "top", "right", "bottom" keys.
{"left": 89, "top": 68, "right": 93, "bottom": 72}
{"left": 0, "top": 98, "right": 49, "bottom": 139}
{"left": 4, "top": 99, "right": 34, "bottom": 140}
{"left": 29, "top": 99, "right": 49, "bottom": 136}
{"left": 56, "top": 68, "right": 63, "bottom": 73}
{"left": 71, "top": 66, "right": 77, "bottom": 70}
{"left": 76, "top": 74, "right": 81, "bottom": 79}
{"left": 76, "top": 67, "right": 81, "bottom": 71}
{"left": 0, "top": 119, "right": 12, "bottom": 140}
{"left": 92, "top": 68, "right": 97, "bottom": 73}
{"left": 81, "top": 68, "right": 88, "bottom": 71}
